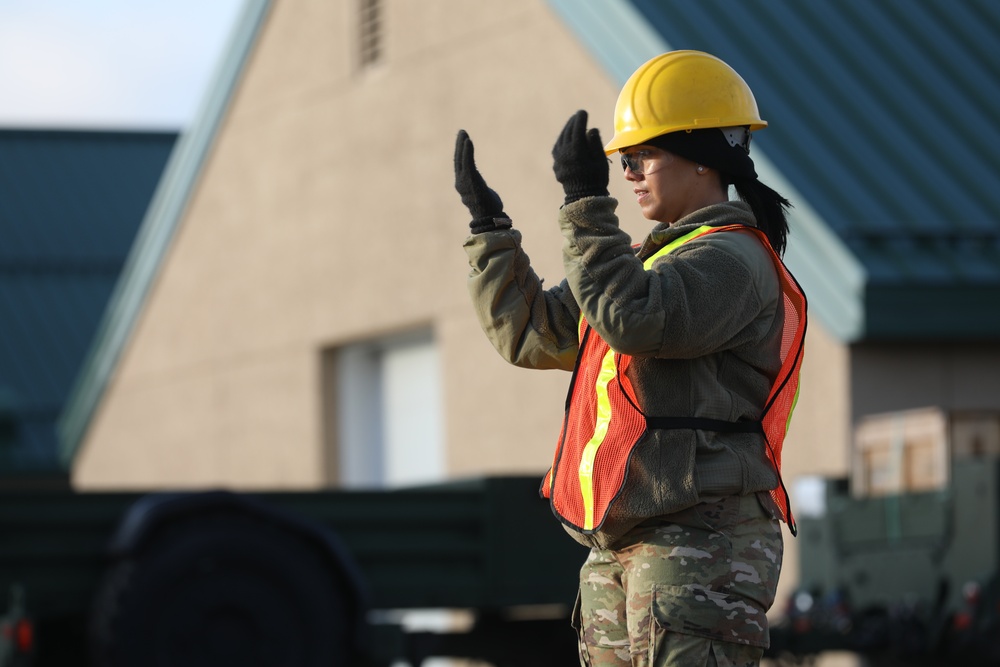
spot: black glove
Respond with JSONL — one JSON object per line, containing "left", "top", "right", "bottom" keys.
{"left": 454, "top": 130, "right": 511, "bottom": 234}
{"left": 552, "top": 110, "right": 609, "bottom": 205}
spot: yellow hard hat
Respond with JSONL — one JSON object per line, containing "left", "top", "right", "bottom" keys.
{"left": 604, "top": 50, "right": 767, "bottom": 155}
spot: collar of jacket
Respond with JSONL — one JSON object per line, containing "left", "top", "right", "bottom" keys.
{"left": 645, "top": 200, "right": 757, "bottom": 249}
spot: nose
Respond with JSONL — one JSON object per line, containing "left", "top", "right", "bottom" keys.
{"left": 623, "top": 165, "right": 642, "bottom": 182}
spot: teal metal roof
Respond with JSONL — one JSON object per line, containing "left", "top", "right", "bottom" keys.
{"left": 0, "top": 130, "right": 176, "bottom": 476}
{"left": 548, "top": 0, "right": 1000, "bottom": 341}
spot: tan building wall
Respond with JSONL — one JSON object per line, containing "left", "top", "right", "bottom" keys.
{"left": 71, "top": 0, "right": 855, "bottom": 614}
{"left": 74, "top": 0, "right": 653, "bottom": 488}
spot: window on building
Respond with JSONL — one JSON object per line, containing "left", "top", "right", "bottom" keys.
{"left": 323, "top": 328, "right": 443, "bottom": 488}
{"left": 357, "top": 0, "right": 383, "bottom": 69}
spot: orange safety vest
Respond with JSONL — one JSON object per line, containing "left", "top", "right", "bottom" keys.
{"left": 541, "top": 224, "right": 808, "bottom": 535}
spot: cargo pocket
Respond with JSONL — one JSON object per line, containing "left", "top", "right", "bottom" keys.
{"left": 642, "top": 611, "right": 710, "bottom": 666}
{"left": 649, "top": 583, "right": 768, "bottom": 649}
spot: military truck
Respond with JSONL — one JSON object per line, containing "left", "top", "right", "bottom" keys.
{"left": 768, "top": 451, "right": 1000, "bottom": 666}
{"left": 0, "top": 476, "right": 587, "bottom": 667}
{"left": 12, "top": 407, "right": 1000, "bottom": 666}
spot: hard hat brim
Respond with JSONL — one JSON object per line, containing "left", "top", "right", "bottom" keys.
{"left": 604, "top": 120, "right": 768, "bottom": 156}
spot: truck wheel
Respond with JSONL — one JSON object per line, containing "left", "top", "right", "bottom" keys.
{"left": 90, "top": 511, "right": 352, "bottom": 667}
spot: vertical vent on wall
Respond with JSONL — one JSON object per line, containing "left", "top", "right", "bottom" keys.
{"left": 358, "top": 0, "right": 382, "bottom": 69}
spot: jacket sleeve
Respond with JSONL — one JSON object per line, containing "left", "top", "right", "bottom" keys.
{"left": 559, "top": 198, "right": 779, "bottom": 359}
{"left": 464, "top": 228, "right": 581, "bottom": 371}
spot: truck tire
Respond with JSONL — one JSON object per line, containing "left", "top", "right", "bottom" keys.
{"left": 90, "top": 510, "right": 351, "bottom": 667}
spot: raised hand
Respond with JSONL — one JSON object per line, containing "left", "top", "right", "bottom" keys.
{"left": 551, "top": 110, "right": 609, "bottom": 205}
{"left": 454, "top": 130, "right": 510, "bottom": 233}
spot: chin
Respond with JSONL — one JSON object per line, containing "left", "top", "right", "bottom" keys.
{"left": 640, "top": 206, "right": 663, "bottom": 222}
{"left": 636, "top": 202, "right": 655, "bottom": 219}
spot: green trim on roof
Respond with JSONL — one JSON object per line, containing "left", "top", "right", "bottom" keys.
{"left": 545, "top": 0, "right": 867, "bottom": 340}
{"left": 865, "top": 285, "right": 1000, "bottom": 341}
{"left": 56, "top": 0, "right": 273, "bottom": 467}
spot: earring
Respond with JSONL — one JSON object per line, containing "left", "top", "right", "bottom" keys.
{"left": 696, "top": 165, "right": 706, "bottom": 173}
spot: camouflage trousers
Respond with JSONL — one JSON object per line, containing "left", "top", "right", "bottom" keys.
{"left": 572, "top": 494, "right": 783, "bottom": 666}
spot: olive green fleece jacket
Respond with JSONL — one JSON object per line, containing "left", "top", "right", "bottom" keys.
{"left": 464, "top": 197, "right": 783, "bottom": 549}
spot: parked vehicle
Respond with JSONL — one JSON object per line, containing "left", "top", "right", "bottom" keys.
{"left": 767, "top": 457, "right": 1000, "bottom": 666}
{"left": 11, "top": 452, "right": 998, "bottom": 665}
{"left": 0, "top": 476, "right": 586, "bottom": 666}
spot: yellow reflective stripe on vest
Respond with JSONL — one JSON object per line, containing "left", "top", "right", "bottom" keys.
{"left": 786, "top": 384, "right": 800, "bottom": 434}
{"left": 642, "top": 225, "right": 715, "bottom": 270}
{"left": 578, "top": 348, "right": 618, "bottom": 530}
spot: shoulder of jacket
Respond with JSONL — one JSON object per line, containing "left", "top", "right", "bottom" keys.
{"left": 676, "top": 226, "right": 765, "bottom": 257}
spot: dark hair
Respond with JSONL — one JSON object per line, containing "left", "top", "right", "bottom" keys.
{"left": 649, "top": 129, "right": 792, "bottom": 256}
{"left": 728, "top": 176, "right": 791, "bottom": 257}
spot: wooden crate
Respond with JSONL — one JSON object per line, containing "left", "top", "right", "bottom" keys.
{"left": 852, "top": 407, "right": 948, "bottom": 497}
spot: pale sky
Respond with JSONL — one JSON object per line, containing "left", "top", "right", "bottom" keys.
{"left": 0, "top": 0, "right": 246, "bottom": 130}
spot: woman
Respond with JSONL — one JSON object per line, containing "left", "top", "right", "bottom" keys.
{"left": 454, "top": 51, "right": 806, "bottom": 667}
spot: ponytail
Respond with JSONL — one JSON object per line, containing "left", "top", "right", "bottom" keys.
{"left": 732, "top": 178, "right": 791, "bottom": 257}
